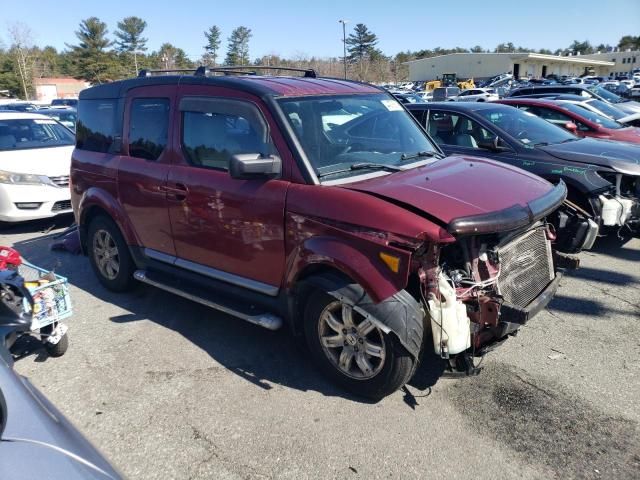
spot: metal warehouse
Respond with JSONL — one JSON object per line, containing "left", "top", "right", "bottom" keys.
{"left": 406, "top": 52, "right": 615, "bottom": 81}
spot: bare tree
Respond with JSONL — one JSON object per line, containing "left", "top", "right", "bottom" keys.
{"left": 8, "top": 22, "right": 35, "bottom": 100}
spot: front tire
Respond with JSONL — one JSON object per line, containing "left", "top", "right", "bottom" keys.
{"left": 87, "top": 216, "right": 135, "bottom": 292}
{"left": 303, "top": 289, "right": 416, "bottom": 400}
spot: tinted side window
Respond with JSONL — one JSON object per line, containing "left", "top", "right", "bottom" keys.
{"left": 76, "top": 99, "right": 119, "bottom": 153}
{"left": 128, "top": 98, "right": 170, "bottom": 161}
{"left": 426, "top": 111, "right": 493, "bottom": 149}
{"left": 180, "top": 97, "right": 277, "bottom": 171}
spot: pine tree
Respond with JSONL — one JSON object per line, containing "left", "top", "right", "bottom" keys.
{"left": 345, "top": 24, "right": 381, "bottom": 62}
{"left": 204, "top": 25, "right": 222, "bottom": 66}
{"left": 115, "top": 16, "right": 148, "bottom": 74}
{"left": 66, "top": 17, "right": 119, "bottom": 83}
{"left": 225, "top": 26, "right": 252, "bottom": 66}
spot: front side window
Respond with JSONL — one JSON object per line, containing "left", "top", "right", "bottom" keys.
{"left": 128, "top": 98, "right": 170, "bottom": 161}
{"left": 426, "top": 111, "right": 493, "bottom": 148}
{"left": 0, "top": 118, "right": 74, "bottom": 151}
{"left": 278, "top": 94, "right": 439, "bottom": 181}
{"left": 180, "top": 97, "right": 277, "bottom": 171}
{"left": 76, "top": 99, "right": 119, "bottom": 153}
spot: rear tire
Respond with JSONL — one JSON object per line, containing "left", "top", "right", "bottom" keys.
{"left": 87, "top": 216, "right": 136, "bottom": 292}
{"left": 303, "top": 288, "right": 416, "bottom": 400}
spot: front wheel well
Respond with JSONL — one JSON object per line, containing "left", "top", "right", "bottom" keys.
{"left": 289, "top": 265, "right": 354, "bottom": 335}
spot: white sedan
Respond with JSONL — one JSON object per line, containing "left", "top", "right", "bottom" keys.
{"left": 0, "top": 112, "right": 74, "bottom": 222}
{"left": 451, "top": 88, "right": 499, "bottom": 102}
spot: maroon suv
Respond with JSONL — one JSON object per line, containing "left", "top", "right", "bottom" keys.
{"left": 71, "top": 67, "right": 588, "bottom": 399}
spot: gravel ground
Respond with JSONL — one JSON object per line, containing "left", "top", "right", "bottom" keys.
{"left": 5, "top": 216, "right": 640, "bottom": 480}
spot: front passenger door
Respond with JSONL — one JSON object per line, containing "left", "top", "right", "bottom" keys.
{"left": 166, "top": 89, "right": 290, "bottom": 295}
{"left": 424, "top": 110, "right": 519, "bottom": 166}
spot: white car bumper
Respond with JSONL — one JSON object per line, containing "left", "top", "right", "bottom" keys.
{"left": 0, "top": 183, "right": 71, "bottom": 222}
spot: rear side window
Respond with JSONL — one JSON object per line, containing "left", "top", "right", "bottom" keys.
{"left": 180, "top": 97, "right": 277, "bottom": 171}
{"left": 76, "top": 99, "right": 119, "bottom": 153}
{"left": 128, "top": 98, "right": 170, "bottom": 161}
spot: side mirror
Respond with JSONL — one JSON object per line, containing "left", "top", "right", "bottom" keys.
{"left": 565, "top": 122, "right": 578, "bottom": 132}
{"left": 229, "top": 153, "right": 281, "bottom": 180}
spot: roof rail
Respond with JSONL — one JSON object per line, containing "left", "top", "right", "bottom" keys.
{"left": 208, "top": 66, "right": 317, "bottom": 78}
{"left": 137, "top": 68, "right": 202, "bottom": 77}
{"left": 137, "top": 65, "right": 318, "bottom": 79}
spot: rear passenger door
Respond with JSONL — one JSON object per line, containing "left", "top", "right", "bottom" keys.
{"left": 119, "top": 86, "right": 176, "bottom": 255}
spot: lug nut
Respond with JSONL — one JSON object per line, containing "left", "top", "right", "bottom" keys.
{"left": 342, "top": 328, "right": 347, "bottom": 334}
{"left": 344, "top": 341, "right": 348, "bottom": 346}
{"left": 351, "top": 327, "right": 357, "bottom": 334}
{"left": 358, "top": 338, "right": 364, "bottom": 344}
{"left": 354, "top": 346, "right": 359, "bottom": 352}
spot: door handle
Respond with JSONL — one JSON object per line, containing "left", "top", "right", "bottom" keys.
{"left": 165, "top": 183, "right": 188, "bottom": 201}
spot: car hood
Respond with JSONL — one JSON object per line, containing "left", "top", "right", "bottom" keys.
{"left": 342, "top": 155, "right": 558, "bottom": 228}
{"left": 0, "top": 145, "right": 73, "bottom": 177}
{"left": 539, "top": 138, "right": 640, "bottom": 175}
{"left": 615, "top": 101, "right": 640, "bottom": 115}
{"left": 618, "top": 112, "right": 640, "bottom": 124}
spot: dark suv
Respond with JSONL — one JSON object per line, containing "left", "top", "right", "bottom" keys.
{"left": 71, "top": 67, "right": 588, "bottom": 399}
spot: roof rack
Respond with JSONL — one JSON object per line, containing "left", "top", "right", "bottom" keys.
{"left": 137, "top": 65, "right": 317, "bottom": 78}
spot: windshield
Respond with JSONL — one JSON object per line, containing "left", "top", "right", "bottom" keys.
{"left": 588, "top": 85, "right": 624, "bottom": 103}
{"left": 278, "top": 94, "right": 439, "bottom": 181}
{"left": 45, "top": 111, "right": 77, "bottom": 131}
{"left": 0, "top": 118, "right": 75, "bottom": 151}
{"left": 583, "top": 99, "right": 625, "bottom": 120}
{"left": 476, "top": 107, "right": 576, "bottom": 147}
{"left": 560, "top": 103, "right": 623, "bottom": 129}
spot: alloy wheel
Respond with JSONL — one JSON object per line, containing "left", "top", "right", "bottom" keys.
{"left": 317, "top": 301, "right": 386, "bottom": 380}
{"left": 93, "top": 229, "right": 120, "bottom": 280}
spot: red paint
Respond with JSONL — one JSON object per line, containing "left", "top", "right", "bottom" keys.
{"left": 343, "top": 155, "right": 553, "bottom": 223}
{"left": 498, "top": 98, "right": 640, "bottom": 144}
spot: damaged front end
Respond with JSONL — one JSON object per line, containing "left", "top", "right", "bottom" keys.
{"left": 594, "top": 172, "right": 640, "bottom": 234}
{"left": 415, "top": 181, "right": 585, "bottom": 373}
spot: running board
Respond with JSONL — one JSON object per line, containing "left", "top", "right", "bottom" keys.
{"left": 133, "top": 270, "right": 283, "bottom": 331}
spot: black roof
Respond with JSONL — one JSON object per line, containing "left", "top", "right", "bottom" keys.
{"left": 79, "top": 72, "right": 380, "bottom": 101}
{"left": 79, "top": 75, "right": 277, "bottom": 100}
{"left": 508, "top": 84, "right": 591, "bottom": 96}
{"left": 405, "top": 101, "right": 509, "bottom": 112}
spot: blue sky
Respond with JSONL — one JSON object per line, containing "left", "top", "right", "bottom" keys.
{"left": 2, "top": 0, "right": 639, "bottom": 60}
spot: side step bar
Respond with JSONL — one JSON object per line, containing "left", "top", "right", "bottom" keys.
{"left": 133, "top": 270, "right": 283, "bottom": 331}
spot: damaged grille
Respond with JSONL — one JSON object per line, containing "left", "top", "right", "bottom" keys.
{"left": 497, "top": 227, "right": 554, "bottom": 308}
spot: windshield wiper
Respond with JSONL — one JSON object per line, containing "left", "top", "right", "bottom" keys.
{"left": 400, "top": 150, "right": 444, "bottom": 161}
{"left": 317, "top": 162, "right": 403, "bottom": 179}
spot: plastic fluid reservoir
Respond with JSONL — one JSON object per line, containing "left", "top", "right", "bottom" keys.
{"left": 428, "top": 273, "right": 471, "bottom": 356}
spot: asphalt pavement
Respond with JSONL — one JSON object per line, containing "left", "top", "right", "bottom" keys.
{"left": 5, "top": 216, "right": 640, "bottom": 480}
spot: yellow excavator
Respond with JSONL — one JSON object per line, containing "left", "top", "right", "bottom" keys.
{"left": 425, "top": 73, "right": 475, "bottom": 91}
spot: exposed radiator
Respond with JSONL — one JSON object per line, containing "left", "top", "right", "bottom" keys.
{"left": 497, "top": 227, "right": 554, "bottom": 308}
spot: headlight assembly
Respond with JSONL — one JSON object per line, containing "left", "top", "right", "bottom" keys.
{"left": 0, "top": 170, "right": 55, "bottom": 186}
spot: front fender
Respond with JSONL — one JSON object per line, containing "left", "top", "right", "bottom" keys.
{"left": 78, "top": 187, "right": 139, "bottom": 247}
{"left": 286, "top": 235, "right": 413, "bottom": 304}
{"left": 299, "top": 273, "right": 424, "bottom": 359}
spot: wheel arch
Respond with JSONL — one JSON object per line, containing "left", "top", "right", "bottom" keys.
{"left": 78, "top": 188, "right": 139, "bottom": 254}
{"left": 290, "top": 268, "right": 424, "bottom": 359}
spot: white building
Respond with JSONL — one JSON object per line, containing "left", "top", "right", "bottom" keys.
{"left": 405, "top": 52, "right": 614, "bottom": 82}
{"left": 579, "top": 49, "right": 640, "bottom": 77}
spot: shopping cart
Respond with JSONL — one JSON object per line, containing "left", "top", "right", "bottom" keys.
{"left": 17, "top": 261, "right": 72, "bottom": 357}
